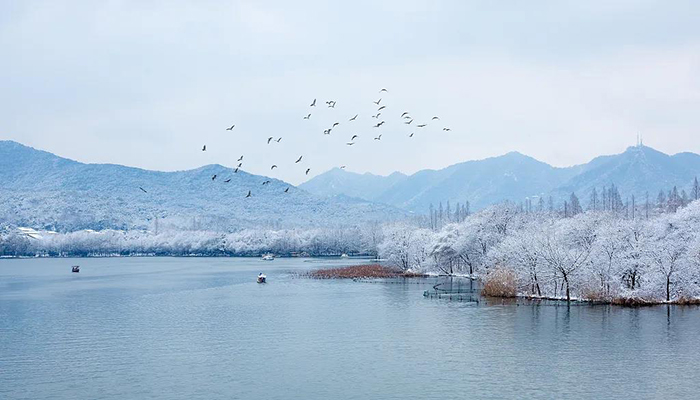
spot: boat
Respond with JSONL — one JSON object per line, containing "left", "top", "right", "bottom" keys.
{"left": 71, "top": 266, "right": 80, "bottom": 273}
{"left": 262, "top": 254, "right": 274, "bottom": 261}
{"left": 257, "top": 273, "right": 267, "bottom": 283}
{"left": 340, "top": 253, "right": 349, "bottom": 258}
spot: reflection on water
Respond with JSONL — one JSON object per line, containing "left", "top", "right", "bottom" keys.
{"left": 1, "top": 257, "right": 699, "bottom": 400}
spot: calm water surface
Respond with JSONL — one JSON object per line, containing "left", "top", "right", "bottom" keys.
{"left": 1, "top": 257, "right": 699, "bottom": 399}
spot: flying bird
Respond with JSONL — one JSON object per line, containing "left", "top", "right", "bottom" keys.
{"left": 305, "top": 168, "right": 311, "bottom": 175}
{"left": 405, "top": 119, "right": 413, "bottom": 125}
{"left": 401, "top": 112, "right": 410, "bottom": 117}
{"left": 295, "top": 156, "right": 303, "bottom": 163}
{"left": 372, "top": 113, "right": 381, "bottom": 119}
{"left": 202, "top": 145, "right": 206, "bottom": 151}
{"left": 417, "top": 124, "right": 427, "bottom": 128}
{"left": 304, "top": 114, "right": 311, "bottom": 119}
{"left": 237, "top": 155, "right": 243, "bottom": 161}
{"left": 276, "top": 137, "right": 282, "bottom": 143}
{"left": 373, "top": 98, "right": 381, "bottom": 105}
{"left": 443, "top": 127, "right": 451, "bottom": 131}
{"left": 271, "top": 165, "right": 278, "bottom": 170}
{"left": 403, "top": 115, "right": 412, "bottom": 119}
{"left": 212, "top": 175, "right": 217, "bottom": 181}
{"left": 351, "top": 135, "right": 358, "bottom": 141}
{"left": 324, "top": 129, "right": 332, "bottom": 135}
{"left": 340, "top": 165, "right": 346, "bottom": 169}
{"left": 234, "top": 168, "right": 239, "bottom": 173}
{"left": 377, "top": 105, "right": 386, "bottom": 111}
{"left": 237, "top": 163, "right": 242, "bottom": 168}
{"left": 349, "top": 114, "right": 358, "bottom": 121}
{"left": 374, "top": 121, "right": 385, "bottom": 128}
{"left": 267, "top": 137, "right": 273, "bottom": 144}
{"left": 139, "top": 187, "right": 147, "bottom": 193}
{"left": 284, "top": 187, "right": 289, "bottom": 193}
{"left": 408, "top": 133, "right": 414, "bottom": 138}
{"left": 379, "top": 88, "right": 388, "bottom": 93}
{"left": 246, "top": 190, "right": 251, "bottom": 198}
{"left": 374, "top": 135, "right": 382, "bottom": 140}
{"left": 432, "top": 116, "right": 440, "bottom": 120}
{"left": 224, "top": 178, "right": 231, "bottom": 183}
{"left": 346, "top": 142, "right": 355, "bottom": 146}
{"left": 310, "top": 98, "right": 316, "bottom": 107}
{"left": 328, "top": 102, "right": 336, "bottom": 108}
{"left": 226, "top": 124, "right": 235, "bottom": 131}
{"left": 262, "top": 180, "right": 271, "bottom": 185}
{"left": 332, "top": 122, "right": 340, "bottom": 128}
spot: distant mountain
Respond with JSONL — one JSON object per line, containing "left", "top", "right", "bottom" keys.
{"left": 0, "top": 141, "right": 406, "bottom": 231}
{"left": 301, "top": 146, "right": 700, "bottom": 213}
{"left": 298, "top": 168, "right": 407, "bottom": 201}
{"left": 552, "top": 145, "right": 700, "bottom": 202}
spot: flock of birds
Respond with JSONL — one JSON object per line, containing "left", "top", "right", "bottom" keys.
{"left": 140, "top": 89, "right": 451, "bottom": 198}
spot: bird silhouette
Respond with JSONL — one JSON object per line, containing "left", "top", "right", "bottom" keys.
{"left": 351, "top": 134, "right": 358, "bottom": 141}
{"left": 139, "top": 187, "right": 147, "bottom": 193}
{"left": 267, "top": 137, "right": 273, "bottom": 144}
{"left": 234, "top": 168, "right": 239, "bottom": 173}
{"left": 379, "top": 88, "right": 388, "bottom": 93}
{"left": 349, "top": 114, "right": 358, "bottom": 121}
{"left": 332, "top": 122, "right": 340, "bottom": 128}
{"left": 408, "top": 133, "right": 414, "bottom": 137}
{"left": 237, "top": 155, "right": 243, "bottom": 161}
{"left": 295, "top": 156, "right": 303, "bottom": 163}
{"left": 284, "top": 187, "right": 289, "bottom": 193}
{"left": 324, "top": 129, "right": 332, "bottom": 135}
{"left": 276, "top": 137, "right": 282, "bottom": 143}
{"left": 237, "top": 163, "right": 242, "bottom": 168}
{"left": 212, "top": 174, "right": 217, "bottom": 181}
{"left": 405, "top": 119, "right": 413, "bottom": 124}
{"left": 305, "top": 168, "right": 311, "bottom": 175}
{"left": 271, "top": 165, "right": 278, "bottom": 170}
{"left": 373, "top": 98, "right": 381, "bottom": 105}
{"left": 226, "top": 124, "right": 235, "bottom": 131}
{"left": 224, "top": 178, "right": 231, "bottom": 183}
{"left": 377, "top": 105, "right": 386, "bottom": 111}
{"left": 417, "top": 124, "right": 427, "bottom": 128}
{"left": 374, "top": 135, "right": 382, "bottom": 140}
{"left": 304, "top": 114, "right": 311, "bottom": 119}
{"left": 340, "top": 165, "right": 346, "bottom": 169}
{"left": 443, "top": 127, "right": 451, "bottom": 131}
{"left": 262, "top": 180, "right": 271, "bottom": 185}
{"left": 246, "top": 190, "right": 252, "bottom": 198}
{"left": 432, "top": 116, "right": 440, "bottom": 120}
{"left": 403, "top": 115, "right": 412, "bottom": 119}
{"left": 310, "top": 99, "right": 316, "bottom": 107}
{"left": 372, "top": 113, "right": 381, "bottom": 119}
{"left": 401, "top": 112, "right": 410, "bottom": 117}
{"left": 346, "top": 142, "right": 355, "bottom": 146}
{"left": 202, "top": 145, "right": 206, "bottom": 151}
{"left": 328, "top": 102, "right": 336, "bottom": 108}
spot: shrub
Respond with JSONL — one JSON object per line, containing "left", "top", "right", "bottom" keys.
{"left": 481, "top": 267, "right": 517, "bottom": 298}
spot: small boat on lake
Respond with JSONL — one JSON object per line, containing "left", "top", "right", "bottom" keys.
{"left": 261, "top": 254, "right": 274, "bottom": 261}
{"left": 257, "top": 273, "right": 267, "bottom": 283}
{"left": 71, "top": 266, "right": 80, "bottom": 273}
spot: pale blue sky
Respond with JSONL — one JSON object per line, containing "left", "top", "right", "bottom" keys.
{"left": 1, "top": 0, "right": 699, "bottom": 184}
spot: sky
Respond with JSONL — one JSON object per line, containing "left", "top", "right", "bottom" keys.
{"left": 1, "top": 0, "right": 699, "bottom": 185}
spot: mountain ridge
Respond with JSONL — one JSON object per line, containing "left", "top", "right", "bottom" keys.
{"left": 302, "top": 144, "right": 700, "bottom": 212}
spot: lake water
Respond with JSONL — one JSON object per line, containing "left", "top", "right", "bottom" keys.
{"left": 1, "top": 257, "right": 699, "bottom": 399}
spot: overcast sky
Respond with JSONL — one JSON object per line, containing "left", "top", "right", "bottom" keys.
{"left": 2, "top": 1, "right": 699, "bottom": 184}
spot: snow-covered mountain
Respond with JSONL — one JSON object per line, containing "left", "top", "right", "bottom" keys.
{"left": 302, "top": 146, "right": 700, "bottom": 212}
{"left": 0, "top": 141, "right": 407, "bottom": 231}
{"left": 298, "top": 168, "right": 407, "bottom": 201}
